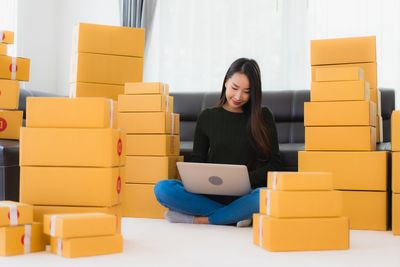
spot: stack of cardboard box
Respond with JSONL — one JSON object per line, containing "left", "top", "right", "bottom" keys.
{"left": 253, "top": 172, "right": 349, "bottom": 251}
{"left": 0, "top": 201, "right": 45, "bottom": 256}
{"left": 299, "top": 36, "right": 388, "bottom": 231}
{"left": 69, "top": 23, "right": 145, "bottom": 100}
{"left": 0, "top": 30, "right": 30, "bottom": 140}
{"left": 44, "top": 213, "right": 122, "bottom": 258}
{"left": 19, "top": 97, "right": 125, "bottom": 237}
{"left": 391, "top": 111, "right": 400, "bottom": 235}
{"left": 118, "top": 82, "right": 183, "bottom": 218}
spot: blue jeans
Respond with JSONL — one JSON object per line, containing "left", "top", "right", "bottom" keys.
{"left": 154, "top": 179, "right": 260, "bottom": 225}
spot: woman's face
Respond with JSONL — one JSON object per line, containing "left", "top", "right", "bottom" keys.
{"left": 224, "top": 72, "right": 250, "bottom": 113}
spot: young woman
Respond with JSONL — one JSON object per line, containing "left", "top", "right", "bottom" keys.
{"left": 154, "top": 58, "right": 282, "bottom": 226}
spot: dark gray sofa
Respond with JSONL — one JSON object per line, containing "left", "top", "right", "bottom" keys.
{"left": 171, "top": 89, "right": 395, "bottom": 171}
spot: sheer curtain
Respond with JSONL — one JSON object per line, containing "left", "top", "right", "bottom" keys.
{"left": 0, "top": 0, "right": 18, "bottom": 56}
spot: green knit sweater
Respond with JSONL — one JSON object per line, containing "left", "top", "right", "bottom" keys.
{"left": 190, "top": 106, "right": 282, "bottom": 190}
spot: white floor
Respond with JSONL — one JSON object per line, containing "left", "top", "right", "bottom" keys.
{"left": 1, "top": 218, "right": 400, "bottom": 267}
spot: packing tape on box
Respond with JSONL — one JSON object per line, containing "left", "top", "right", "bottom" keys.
{"left": 165, "top": 95, "right": 170, "bottom": 112}
{"left": 57, "top": 238, "right": 62, "bottom": 256}
{"left": 258, "top": 215, "right": 264, "bottom": 247}
{"left": 0, "top": 31, "right": 4, "bottom": 41}
{"left": 271, "top": 172, "right": 278, "bottom": 190}
{"left": 24, "top": 224, "right": 32, "bottom": 254}
{"left": 0, "top": 202, "right": 19, "bottom": 225}
{"left": 49, "top": 212, "right": 106, "bottom": 237}
{"left": 171, "top": 113, "right": 175, "bottom": 135}
{"left": 162, "top": 83, "right": 167, "bottom": 94}
{"left": 109, "top": 99, "right": 115, "bottom": 128}
{"left": 266, "top": 189, "right": 272, "bottom": 216}
{"left": 11, "top": 57, "right": 17, "bottom": 80}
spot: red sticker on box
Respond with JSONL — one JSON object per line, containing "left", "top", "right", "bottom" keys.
{"left": 7, "top": 209, "right": 19, "bottom": 219}
{"left": 1, "top": 33, "right": 4, "bottom": 41}
{"left": 8, "top": 63, "right": 17, "bottom": 73}
{"left": 21, "top": 234, "right": 25, "bottom": 245}
{"left": 0, "top": 118, "right": 7, "bottom": 132}
{"left": 117, "top": 176, "right": 121, "bottom": 194}
{"left": 117, "top": 138, "right": 122, "bottom": 156}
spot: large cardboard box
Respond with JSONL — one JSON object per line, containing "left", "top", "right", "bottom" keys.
{"left": 126, "top": 134, "right": 180, "bottom": 156}
{"left": 0, "top": 110, "right": 23, "bottom": 139}
{"left": 50, "top": 234, "right": 123, "bottom": 258}
{"left": 310, "top": 36, "right": 376, "bottom": 65}
{"left": 310, "top": 80, "right": 369, "bottom": 102}
{"left": 124, "top": 82, "right": 169, "bottom": 95}
{"left": 267, "top": 171, "right": 333, "bottom": 191}
{"left": 20, "top": 128, "right": 125, "bottom": 167}
{"left": 253, "top": 214, "right": 349, "bottom": 252}
{"left": 0, "top": 55, "right": 30, "bottom": 81}
{"left": 0, "top": 79, "right": 19, "bottom": 109}
{"left": 70, "top": 82, "right": 124, "bottom": 101}
{"left": 125, "top": 156, "right": 183, "bottom": 184}
{"left": 0, "top": 31, "right": 14, "bottom": 44}
{"left": 393, "top": 194, "right": 400, "bottom": 235}
{"left": 391, "top": 111, "right": 400, "bottom": 151}
{"left": 259, "top": 189, "right": 342, "bottom": 217}
{"left": 0, "top": 223, "right": 45, "bottom": 256}
{"left": 33, "top": 205, "right": 121, "bottom": 233}
{"left": 314, "top": 66, "right": 364, "bottom": 82}
{"left": 70, "top": 52, "right": 143, "bottom": 85}
{"left": 26, "top": 97, "right": 117, "bottom": 128}
{"left": 392, "top": 152, "right": 400, "bottom": 193}
{"left": 118, "top": 112, "right": 179, "bottom": 134}
{"left": 43, "top": 213, "right": 116, "bottom": 238}
{"left": 20, "top": 166, "right": 124, "bottom": 206}
{"left": 0, "top": 43, "right": 7, "bottom": 55}
{"left": 341, "top": 190, "right": 387, "bottom": 230}
{"left": 304, "top": 101, "right": 376, "bottom": 126}
{"left": 73, "top": 23, "right": 144, "bottom": 57}
{"left": 305, "top": 126, "right": 376, "bottom": 151}
{"left": 0, "top": 201, "right": 33, "bottom": 227}
{"left": 123, "top": 184, "right": 166, "bottom": 218}
{"left": 298, "top": 151, "right": 387, "bottom": 191}
{"left": 118, "top": 94, "right": 174, "bottom": 112}
{"left": 311, "top": 62, "right": 377, "bottom": 89}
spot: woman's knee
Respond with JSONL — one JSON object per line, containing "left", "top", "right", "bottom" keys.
{"left": 154, "top": 179, "right": 181, "bottom": 203}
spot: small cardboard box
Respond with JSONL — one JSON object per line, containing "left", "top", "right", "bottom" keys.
{"left": 305, "top": 126, "right": 376, "bottom": 151}
{"left": 0, "top": 201, "right": 33, "bottom": 227}
{"left": 0, "top": 55, "right": 30, "bottom": 81}
{"left": 311, "top": 80, "right": 369, "bottom": 102}
{"left": 253, "top": 214, "right": 349, "bottom": 252}
{"left": 0, "top": 110, "right": 23, "bottom": 139}
{"left": 70, "top": 82, "right": 124, "bottom": 101}
{"left": 0, "top": 79, "right": 19, "bottom": 109}
{"left": 126, "top": 134, "right": 180, "bottom": 156}
{"left": 0, "top": 43, "right": 7, "bottom": 55}
{"left": 267, "top": 171, "right": 333, "bottom": 191}
{"left": 118, "top": 94, "right": 174, "bottom": 112}
{"left": 315, "top": 66, "right": 364, "bottom": 82}
{"left": 298, "top": 151, "right": 388, "bottom": 191}
{"left": 393, "top": 194, "right": 400, "bottom": 235}
{"left": 124, "top": 82, "right": 169, "bottom": 95}
{"left": 118, "top": 112, "right": 179, "bottom": 134}
{"left": 0, "top": 31, "right": 14, "bottom": 44}
{"left": 391, "top": 111, "right": 400, "bottom": 151}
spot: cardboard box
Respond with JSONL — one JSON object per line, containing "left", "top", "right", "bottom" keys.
{"left": 259, "top": 189, "right": 342, "bottom": 217}
{"left": 312, "top": 62, "right": 377, "bottom": 89}
{"left": 70, "top": 82, "right": 124, "bottom": 100}
{"left": 267, "top": 171, "right": 333, "bottom": 191}
{"left": 341, "top": 190, "right": 387, "bottom": 230}
{"left": 118, "top": 94, "right": 174, "bottom": 112}
{"left": 20, "top": 128, "right": 125, "bottom": 167}
{"left": 298, "top": 151, "right": 387, "bottom": 191}
{"left": 0, "top": 55, "right": 30, "bottom": 81}
{"left": 43, "top": 213, "right": 116, "bottom": 238}
{"left": 305, "top": 126, "right": 376, "bottom": 151}
{"left": 122, "top": 184, "right": 166, "bottom": 218}
{"left": 33, "top": 205, "right": 121, "bottom": 234}
{"left": 0, "top": 201, "right": 33, "bottom": 227}
{"left": 392, "top": 152, "right": 400, "bottom": 193}
{"left": 370, "top": 88, "right": 381, "bottom": 115}
{"left": 125, "top": 156, "right": 183, "bottom": 183}
{"left": 376, "top": 115, "right": 383, "bottom": 143}
{"left": 26, "top": 97, "right": 117, "bottom": 128}
{"left": 50, "top": 234, "right": 123, "bottom": 258}
{"left": 0, "top": 79, "right": 19, "bottom": 109}
{"left": 304, "top": 101, "right": 376, "bottom": 126}
{"left": 0, "top": 31, "right": 14, "bottom": 44}
{"left": 391, "top": 111, "right": 400, "bottom": 151}
{"left": 315, "top": 66, "right": 364, "bottom": 82}
{"left": 310, "top": 36, "right": 376, "bottom": 65}
{"left": 20, "top": 166, "right": 124, "bottom": 206}
{"left": 393, "top": 194, "right": 400, "bottom": 235}
{"left": 124, "top": 82, "right": 169, "bottom": 95}
{"left": 70, "top": 52, "right": 143, "bottom": 85}
{"left": 0, "top": 110, "right": 23, "bottom": 139}
{"left": 126, "top": 134, "right": 180, "bottom": 156}
{"left": 0, "top": 43, "right": 6, "bottom": 55}
{"left": 118, "top": 112, "right": 179, "bottom": 134}
{"left": 73, "top": 23, "right": 144, "bottom": 57}
{"left": 253, "top": 214, "right": 349, "bottom": 252}
{"left": 0, "top": 223, "right": 45, "bottom": 256}
{"left": 310, "top": 80, "right": 369, "bottom": 102}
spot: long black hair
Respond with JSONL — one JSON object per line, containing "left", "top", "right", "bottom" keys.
{"left": 217, "top": 58, "right": 271, "bottom": 159}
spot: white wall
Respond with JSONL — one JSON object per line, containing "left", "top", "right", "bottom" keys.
{"left": 17, "top": 0, "right": 120, "bottom": 95}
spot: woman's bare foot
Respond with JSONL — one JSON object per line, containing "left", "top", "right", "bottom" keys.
{"left": 193, "top": 216, "right": 209, "bottom": 224}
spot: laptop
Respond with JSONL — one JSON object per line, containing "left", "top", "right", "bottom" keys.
{"left": 176, "top": 162, "right": 251, "bottom": 196}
